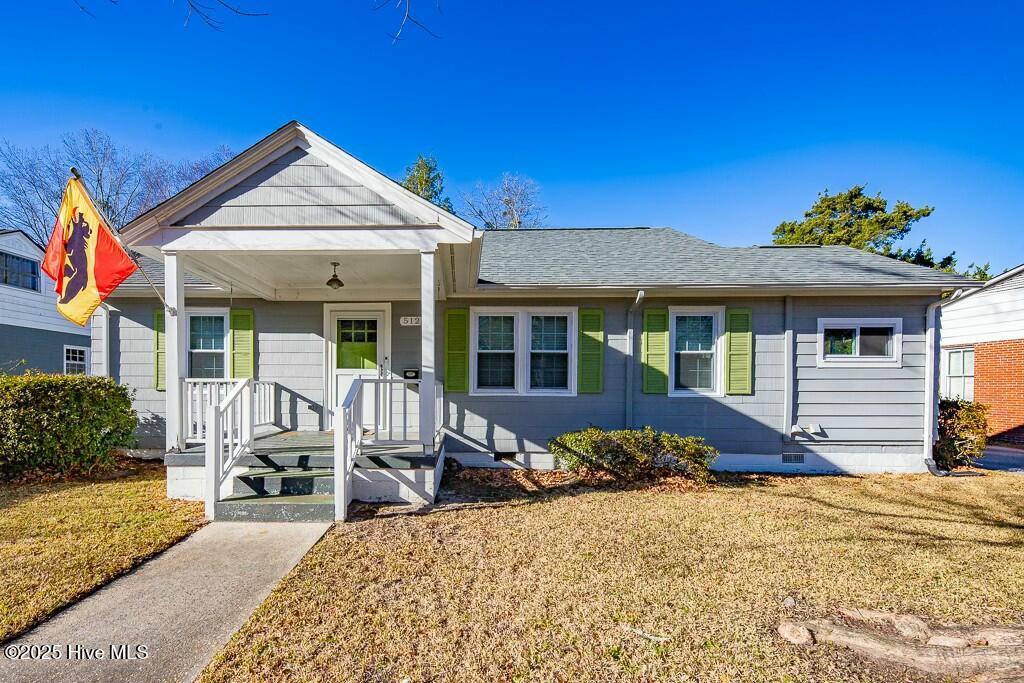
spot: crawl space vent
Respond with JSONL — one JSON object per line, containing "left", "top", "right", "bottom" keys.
{"left": 782, "top": 453, "right": 805, "bottom": 464}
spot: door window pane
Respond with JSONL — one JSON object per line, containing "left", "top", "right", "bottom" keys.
{"left": 860, "top": 327, "right": 893, "bottom": 357}
{"left": 824, "top": 328, "right": 855, "bottom": 356}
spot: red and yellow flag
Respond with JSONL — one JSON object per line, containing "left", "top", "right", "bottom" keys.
{"left": 42, "top": 178, "right": 137, "bottom": 326}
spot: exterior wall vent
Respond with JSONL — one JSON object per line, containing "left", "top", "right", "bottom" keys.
{"left": 782, "top": 453, "right": 805, "bottom": 464}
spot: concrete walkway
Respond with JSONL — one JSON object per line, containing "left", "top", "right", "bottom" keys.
{"left": 0, "top": 522, "right": 329, "bottom": 683}
{"left": 978, "top": 444, "right": 1024, "bottom": 473}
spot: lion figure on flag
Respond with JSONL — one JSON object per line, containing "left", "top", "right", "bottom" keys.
{"left": 60, "top": 210, "right": 91, "bottom": 304}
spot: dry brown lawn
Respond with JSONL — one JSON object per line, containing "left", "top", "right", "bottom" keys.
{"left": 203, "top": 470, "right": 1024, "bottom": 683}
{"left": 0, "top": 462, "right": 204, "bottom": 642}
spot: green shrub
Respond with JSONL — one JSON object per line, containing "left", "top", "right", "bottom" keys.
{"left": 0, "top": 373, "right": 137, "bottom": 478}
{"left": 548, "top": 426, "right": 718, "bottom": 483}
{"left": 934, "top": 399, "right": 988, "bottom": 470}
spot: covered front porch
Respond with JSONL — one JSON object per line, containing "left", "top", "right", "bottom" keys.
{"left": 114, "top": 122, "right": 478, "bottom": 521}
{"left": 159, "top": 248, "right": 449, "bottom": 521}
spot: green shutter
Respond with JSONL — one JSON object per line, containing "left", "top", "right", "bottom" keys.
{"left": 445, "top": 309, "right": 469, "bottom": 393}
{"left": 229, "top": 308, "right": 255, "bottom": 379}
{"left": 642, "top": 309, "right": 669, "bottom": 394}
{"left": 578, "top": 308, "right": 604, "bottom": 394}
{"left": 154, "top": 308, "right": 166, "bottom": 391}
{"left": 725, "top": 308, "right": 753, "bottom": 395}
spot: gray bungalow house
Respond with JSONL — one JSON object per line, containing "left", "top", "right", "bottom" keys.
{"left": 95, "top": 121, "right": 975, "bottom": 522}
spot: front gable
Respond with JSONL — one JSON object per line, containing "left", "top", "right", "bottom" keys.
{"left": 175, "top": 147, "right": 423, "bottom": 228}
{"left": 121, "top": 121, "right": 476, "bottom": 246}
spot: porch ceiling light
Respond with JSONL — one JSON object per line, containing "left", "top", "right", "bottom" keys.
{"left": 326, "top": 262, "right": 344, "bottom": 289}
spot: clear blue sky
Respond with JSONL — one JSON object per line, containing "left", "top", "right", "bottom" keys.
{"left": 2, "top": 1, "right": 1022, "bottom": 272}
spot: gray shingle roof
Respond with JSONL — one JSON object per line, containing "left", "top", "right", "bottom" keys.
{"left": 123, "top": 256, "right": 213, "bottom": 288}
{"left": 477, "top": 227, "right": 974, "bottom": 288}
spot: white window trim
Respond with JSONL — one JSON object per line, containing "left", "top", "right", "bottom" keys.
{"left": 186, "top": 307, "right": 230, "bottom": 379}
{"left": 943, "top": 347, "right": 975, "bottom": 401}
{"left": 0, "top": 249, "right": 41, "bottom": 293}
{"left": 668, "top": 306, "right": 726, "bottom": 398}
{"left": 63, "top": 345, "right": 90, "bottom": 375}
{"left": 469, "top": 306, "right": 578, "bottom": 397}
{"left": 816, "top": 317, "right": 903, "bottom": 368}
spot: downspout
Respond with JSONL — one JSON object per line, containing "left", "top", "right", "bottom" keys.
{"left": 783, "top": 296, "right": 794, "bottom": 441}
{"left": 624, "top": 290, "right": 645, "bottom": 429}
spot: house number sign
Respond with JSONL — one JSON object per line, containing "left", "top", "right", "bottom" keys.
{"left": 400, "top": 316, "right": 421, "bottom": 326}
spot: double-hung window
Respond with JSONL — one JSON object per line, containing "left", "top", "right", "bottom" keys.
{"left": 188, "top": 310, "right": 229, "bottom": 379}
{"left": 944, "top": 348, "right": 975, "bottom": 401}
{"left": 669, "top": 306, "right": 724, "bottom": 396}
{"left": 471, "top": 308, "right": 577, "bottom": 395}
{"left": 0, "top": 251, "right": 40, "bottom": 292}
{"left": 817, "top": 318, "right": 903, "bottom": 367}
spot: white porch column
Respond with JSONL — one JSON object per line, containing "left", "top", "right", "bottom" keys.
{"left": 420, "top": 250, "right": 437, "bottom": 453}
{"left": 164, "top": 251, "right": 187, "bottom": 452}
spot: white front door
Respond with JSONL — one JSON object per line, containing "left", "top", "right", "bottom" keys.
{"left": 326, "top": 306, "right": 390, "bottom": 431}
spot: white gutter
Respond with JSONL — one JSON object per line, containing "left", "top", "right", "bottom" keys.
{"left": 624, "top": 290, "right": 645, "bottom": 428}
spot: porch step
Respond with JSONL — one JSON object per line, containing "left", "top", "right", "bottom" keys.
{"left": 214, "top": 493, "right": 334, "bottom": 522}
{"left": 233, "top": 468, "right": 335, "bottom": 496}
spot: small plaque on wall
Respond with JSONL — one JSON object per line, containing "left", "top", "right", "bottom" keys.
{"left": 400, "top": 316, "right": 422, "bottom": 326}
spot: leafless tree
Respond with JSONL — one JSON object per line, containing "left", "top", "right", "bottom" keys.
{"left": 462, "top": 173, "right": 547, "bottom": 230}
{"left": 0, "top": 129, "right": 232, "bottom": 246}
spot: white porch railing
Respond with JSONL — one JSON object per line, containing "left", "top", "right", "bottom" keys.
{"left": 204, "top": 378, "right": 255, "bottom": 519}
{"left": 333, "top": 378, "right": 364, "bottom": 521}
{"left": 184, "top": 378, "right": 276, "bottom": 444}
{"left": 331, "top": 376, "right": 443, "bottom": 521}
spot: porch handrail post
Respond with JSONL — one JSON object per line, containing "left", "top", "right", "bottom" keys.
{"left": 419, "top": 250, "right": 436, "bottom": 453}
{"left": 204, "top": 401, "right": 222, "bottom": 520}
{"left": 243, "top": 378, "right": 254, "bottom": 452}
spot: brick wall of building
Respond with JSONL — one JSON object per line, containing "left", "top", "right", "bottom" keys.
{"left": 975, "top": 338, "right": 1024, "bottom": 443}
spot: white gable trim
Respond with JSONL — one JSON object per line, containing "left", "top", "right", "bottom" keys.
{"left": 120, "top": 121, "right": 475, "bottom": 246}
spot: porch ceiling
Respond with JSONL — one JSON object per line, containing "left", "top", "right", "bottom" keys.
{"left": 186, "top": 251, "right": 425, "bottom": 301}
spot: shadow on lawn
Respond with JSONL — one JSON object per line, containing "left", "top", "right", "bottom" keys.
{"left": 351, "top": 468, "right": 778, "bottom": 521}
{"left": 755, "top": 477, "right": 1024, "bottom": 550}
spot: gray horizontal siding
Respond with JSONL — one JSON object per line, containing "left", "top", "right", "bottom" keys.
{"left": 175, "top": 147, "right": 419, "bottom": 227}
{"left": 792, "top": 296, "right": 930, "bottom": 444}
{"left": 632, "top": 298, "right": 785, "bottom": 456}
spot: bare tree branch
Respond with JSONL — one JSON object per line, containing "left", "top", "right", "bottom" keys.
{"left": 0, "top": 130, "right": 232, "bottom": 247}
{"left": 374, "top": 0, "right": 440, "bottom": 43}
{"left": 461, "top": 173, "right": 547, "bottom": 230}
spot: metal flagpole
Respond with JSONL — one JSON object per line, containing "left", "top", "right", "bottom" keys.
{"left": 68, "top": 167, "right": 176, "bottom": 315}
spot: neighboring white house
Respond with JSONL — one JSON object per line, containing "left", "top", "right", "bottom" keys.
{"left": 96, "top": 121, "right": 978, "bottom": 522}
{"left": 0, "top": 229, "right": 91, "bottom": 374}
{"left": 940, "top": 263, "right": 1024, "bottom": 443}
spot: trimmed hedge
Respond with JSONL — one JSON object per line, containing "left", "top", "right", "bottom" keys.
{"left": 0, "top": 373, "right": 137, "bottom": 478}
{"left": 548, "top": 426, "right": 718, "bottom": 483}
{"left": 934, "top": 399, "right": 988, "bottom": 470}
